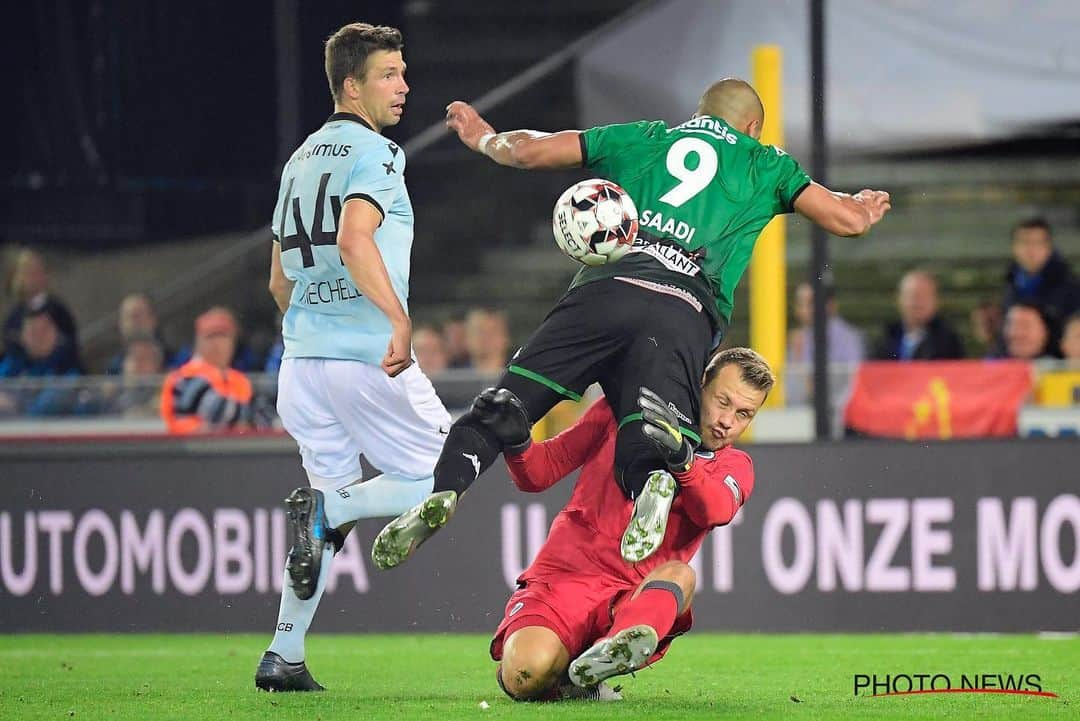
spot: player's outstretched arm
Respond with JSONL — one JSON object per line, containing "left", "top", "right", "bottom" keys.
{"left": 268, "top": 241, "right": 294, "bottom": 314}
{"left": 338, "top": 198, "right": 413, "bottom": 377}
{"left": 793, "top": 182, "right": 891, "bottom": 237}
{"left": 504, "top": 398, "right": 614, "bottom": 492}
{"left": 675, "top": 453, "right": 754, "bottom": 530}
{"left": 445, "top": 101, "right": 583, "bottom": 170}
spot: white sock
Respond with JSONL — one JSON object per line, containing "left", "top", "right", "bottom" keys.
{"left": 322, "top": 473, "right": 434, "bottom": 527}
{"left": 266, "top": 546, "right": 333, "bottom": 663}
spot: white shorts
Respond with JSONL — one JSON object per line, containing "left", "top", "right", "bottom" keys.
{"left": 276, "top": 358, "right": 451, "bottom": 488}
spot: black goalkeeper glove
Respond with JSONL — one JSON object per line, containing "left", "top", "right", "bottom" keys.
{"left": 638, "top": 386, "right": 695, "bottom": 473}
{"left": 472, "top": 387, "right": 532, "bottom": 454}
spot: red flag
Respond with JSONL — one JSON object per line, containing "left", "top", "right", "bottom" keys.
{"left": 844, "top": 361, "right": 1033, "bottom": 439}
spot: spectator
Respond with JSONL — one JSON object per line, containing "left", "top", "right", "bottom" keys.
{"left": 786, "top": 282, "right": 865, "bottom": 404}
{"left": 1002, "top": 302, "right": 1056, "bottom": 361}
{"left": 1061, "top": 312, "right": 1080, "bottom": 364}
{"left": 969, "top": 298, "right": 1005, "bottom": 357}
{"left": 412, "top": 324, "right": 448, "bottom": 375}
{"left": 105, "top": 293, "right": 173, "bottom": 375}
{"left": 788, "top": 282, "right": 865, "bottom": 365}
{"left": 124, "top": 335, "right": 165, "bottom": 375}
{"left": 3, "top": 248, "right": 80, "bottom": 361}
{"left": 160, "top": 307, "right": 261, "bottom": 434}
{"left": 170, "top": 321, "right": 261, "bottom": 371}
{"left": 872, "top": 270, "right": 965, "bottom": 361}
{"left": 0, "top": 299, "right": 85, "bottom": 415}
{"left": 465, "top": 307, "right": 511, "bottom": 373}
{"left": 0, "top": 300, "right": 82, "bottom": 378}
{"left": 172, "top": 306, "right": 265, "bottom": 371}
{"left": 442, "top": 315, "right": 470, "bottom": 369}
{"left": 107, "top": 335, "right": 166, "bottom": 417}
{"left": 1003, "top": 217, "right": 1080, "bottom": 321}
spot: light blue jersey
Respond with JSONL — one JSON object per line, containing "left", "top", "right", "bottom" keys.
{"left": 272, "top": 112, "right": 412, "bottom": 365}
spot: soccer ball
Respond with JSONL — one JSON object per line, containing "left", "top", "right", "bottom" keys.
{"left": 552, "top": 179, "right": 639, "bottom": 266}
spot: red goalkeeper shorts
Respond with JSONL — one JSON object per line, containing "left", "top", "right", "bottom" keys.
{"left": 489, "top": 572, "right": 692, "bottom": 665}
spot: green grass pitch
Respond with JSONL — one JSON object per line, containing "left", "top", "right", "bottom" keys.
{"left": 0, "top": 633, "right": 1075, "bottom": 720}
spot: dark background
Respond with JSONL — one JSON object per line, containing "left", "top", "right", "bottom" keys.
{"left": 7, "top": 2, "right": 406, "bottom": 185}
{"left": 2, "top": 1, "right": 614, "bottom": 249}
{"left": 4, "top": 2, "right": 408, "bottom": 245}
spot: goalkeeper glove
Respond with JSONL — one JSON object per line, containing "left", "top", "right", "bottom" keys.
{"left": 638, "top": 386, "right": 695, "bottom": 472}
{"left": 472, "top": 387, "right": 532, "bottom": 454}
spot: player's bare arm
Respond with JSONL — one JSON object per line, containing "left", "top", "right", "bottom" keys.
{"left": 338, "top": 198, "right": 413, "bottom": 377}
{"left": 793, "top": 182, "right": 891, "bottom": 237}
{"left": 445, "top": 100, "right": 583, "bottom": 170}
{"left": 268, "top": 241, "right": 294, "bottom": 314}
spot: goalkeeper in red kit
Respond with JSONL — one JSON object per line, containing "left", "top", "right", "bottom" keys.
{"left": 482, "top": 347, "right": 773, "bottom": 701}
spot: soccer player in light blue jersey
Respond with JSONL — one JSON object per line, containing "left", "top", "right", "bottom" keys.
{"left": 255, "top": 22, "right": 452, "bottom": 692}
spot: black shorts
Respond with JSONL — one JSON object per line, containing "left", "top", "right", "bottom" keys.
{"left": 505, "top": 277, "right": 714, "bottom": 444}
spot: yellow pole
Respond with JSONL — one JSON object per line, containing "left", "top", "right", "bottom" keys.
{"left": 750, "top": 45, "right": 786, "bottom": 408}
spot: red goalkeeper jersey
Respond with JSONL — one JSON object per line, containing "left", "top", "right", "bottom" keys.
{"left": 504, "top": 397, "right": 755, "bottom": 585}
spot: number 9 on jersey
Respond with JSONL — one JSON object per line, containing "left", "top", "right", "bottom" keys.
{"left": 552, "top": 179, "right": 639, "bottom": 267}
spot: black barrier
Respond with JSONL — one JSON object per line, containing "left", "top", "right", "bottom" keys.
{"left": 0, "top": 437, "right": 1077, "bottom": 633}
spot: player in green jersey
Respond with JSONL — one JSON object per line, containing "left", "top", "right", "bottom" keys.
{"left": 372, "top": 79, "right": 890, "bottom": 569}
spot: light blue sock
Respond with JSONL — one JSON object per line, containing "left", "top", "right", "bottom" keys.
{"left": 267, "top": 546, "right": 333, "bottom": 663}
{"left": 322, "top": 473, "right": 434, "bottom": 527}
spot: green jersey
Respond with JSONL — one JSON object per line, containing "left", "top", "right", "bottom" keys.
{"left": 574, "top": 115, "right": 811, "bottom": 324}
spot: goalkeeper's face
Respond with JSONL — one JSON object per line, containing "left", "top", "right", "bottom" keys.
{"left": 699, "top": 363, "right": 766, "bottom": 450}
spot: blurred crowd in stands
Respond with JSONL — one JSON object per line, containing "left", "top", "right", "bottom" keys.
{"left": 787, "top": 217, "right": 1080, "bottom": 409}
{"left": 0, "top": 247, "right": 515, "bottom": 430}
{"left": 789, "top": 217, "right": 1080, "bottom": 369}
{"left": 1, "top": 216, "right": 1078, "bottom": 430}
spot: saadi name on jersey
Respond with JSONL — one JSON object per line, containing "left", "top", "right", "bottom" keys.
{"left": 638, "top": 209, "right": 698, "bottom": 244}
